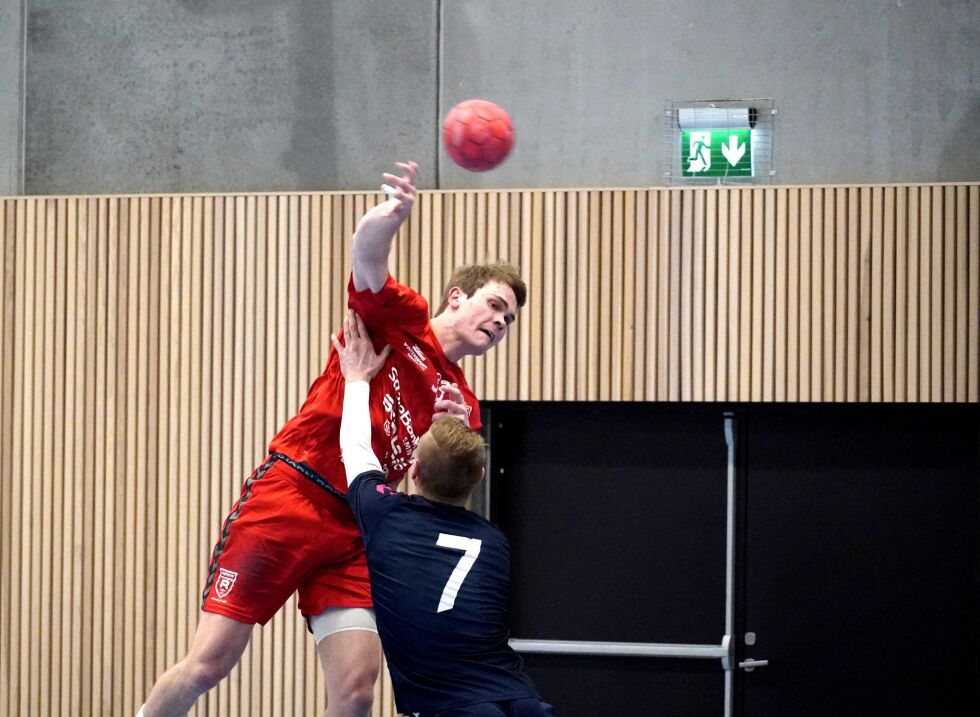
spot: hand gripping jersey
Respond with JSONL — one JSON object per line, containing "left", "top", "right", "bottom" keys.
{"left": 347, "top": 472, "right": 541, "bottom": 714}
{"left": 269, "top": 274, "right": 481, "bottom": 493}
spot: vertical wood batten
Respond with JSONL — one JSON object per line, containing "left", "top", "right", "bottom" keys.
{"left": 954, "top": 186, "right": 968, "bottom": 402}
{"left": 108, "top": 196, "right": 122, "bottom": 716}
{"left": 907, "top": 188, "right": 920, "bottom": 401}
{"left": 11, "top": 199, "right": 26, "bottom": 713}
{"left": 894, "top": 187, "right": 907, "bottom": 401}
{"left": 176, "top": 197, "right": 192, "bottom": 700}
{"left": 858, "top": 187, "right": 873, "bottom": 401}
{"left": 84, "top": 199, "right": 99, "bottom": 713}
{"left": 611, "top": 191, "right": 625, "bottom": 400}
{"left": 917, "top": 187, "right": 931, "bottom": 399}
{"left": 143, "top": 196, "right": 160, "bottom": 700}
{"left": 812, "top": 188, "right": 825, "bottom": 401}
{"left": 773, "top": 188, "right": 788, "bottom": 401}
{"left": 529, "top": 192, "right": 545, "bottom": 400}
{"left": 507, "top": 191, "right": 522, "bottom": 397}
{"left": 786, "top": 188, "right": 799, "bottom": 402}
{"left": 969, "top": 186, "right": 979, "bottom": 403}
{"left": 154, "top": 196, "right": 171, "bottom": 677}
{"left": 552, "top": 191, "right": 567, "bottom": 399}
{"left": 59, "top": 199, "right": 71, "bottom": 710}
{"left": 645, "top": 192, "right": 658, "bottom": 397}
{"left": 702, "top": 190, "right": 717, "bottom": 401}
{"left": 799, "top": 188, "right": 813, "bottom": 401}
{"left": 40, "top": 198, "right": 55, "bottom": 715}
{"left": 833, "top": 188, "right": 848, "bottom": 402}
{"left": 870, "top": 187, "right": 883, "bottom": 401}
{"left": 942, "top": 187, "right": 956, "bottom": 402}
{"left": 930, "top": 186, "right": 943, "bottom": 400}
{"left": 680, "top": 189, "right": 694, "bottom": 400}
{"left": 762, "top": 189, "right": 776, "bottom": 401}
{"left": 724, "top": 192, "right": 742, "bottom": 401}
{"left": 750, "top": 190, "right": 765, "bottom": 402}
{"left": 572, "top": 192, "right": 588, "bottom": 399}
{"left": 717, "top": 190, "right": 731, "bottom": 400}
{"left": 670, "top": 190, "right": 684, "bottom": 400}
{"left": 738, "top": 190, "right": 752, "bottom": 401}
{"left": 168, "top": 196, "right": 184, "bottom": 676}
{"left": 822, "top": 188, "right": 836, "bottom": 401}
{"left": 121, "top": 197, "right": 137, "bottom": 711}
{"left": 14, "top": 200, "right": 25, "bottom": 701}
{"left": 0, "top": 200, "right": 13, "bottom": 717}
{"left": 541, "top": 191, "right": 556, "bottom": 400}
{"left": 882, "top": 187, "right": 895, "bottom": 401}
{"left": 26, "top": 198, "right": 40, "bottom": 715}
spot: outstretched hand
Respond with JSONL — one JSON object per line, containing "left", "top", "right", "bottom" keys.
{"left": 383, "top": 160, "right": 418, "bottom": 208}
{"left": 374, "top": 161, "right": 419, "bottom": 222}
{"left": 331, "top": 310, "right": 392, "bottom": 383}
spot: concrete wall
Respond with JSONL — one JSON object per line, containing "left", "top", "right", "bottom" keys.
{"left": 0, "top": 0, "right": 23, "bottom": 195}
{"left": 23, "top": 0, "right": 438, "bottom": 194}
{"left": 442, "top": 0, "right": 980, "bottom": 188}
{"left": 15, "top": 0, "right": 980, "bottom": 194}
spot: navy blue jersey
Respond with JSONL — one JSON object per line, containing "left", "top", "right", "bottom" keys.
{"left": 347, "top": 471, "right": 540, "bottom": 714}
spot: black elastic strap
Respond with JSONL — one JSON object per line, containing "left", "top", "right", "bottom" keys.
{"left": 270, "top": 452, "right": 348, "bottom": 503}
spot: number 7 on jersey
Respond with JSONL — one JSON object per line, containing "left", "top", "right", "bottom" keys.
{"left": 435, "top": 533, "right": 482, "bottom": 613}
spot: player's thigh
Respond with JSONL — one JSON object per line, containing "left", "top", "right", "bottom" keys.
{"left": 316, "top": 625, "right": 382, "bottom": 688}
{"left": 297, "top": 511, "right": 374, "bottom": 616}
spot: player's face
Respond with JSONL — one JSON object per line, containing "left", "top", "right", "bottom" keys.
{"left": 452, "top": 280, "right": 519, "bottom": 355}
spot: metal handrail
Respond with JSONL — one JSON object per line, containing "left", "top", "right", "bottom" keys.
{"left": 509, "top": 638, "right": 729, "bottom": 660}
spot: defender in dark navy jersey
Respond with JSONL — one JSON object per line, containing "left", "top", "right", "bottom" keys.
{"left": 334, "top": 310, "right": 554, "bottom": 717}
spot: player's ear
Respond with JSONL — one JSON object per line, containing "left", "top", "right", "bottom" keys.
{"left": 407, "top": 458, "right": 421, "bottom": 485}
{"left": 447, "top": 286, "right": 465, "bottom": 309}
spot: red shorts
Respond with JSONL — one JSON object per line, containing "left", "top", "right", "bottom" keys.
{"left": 201, "top": 455, "right": 371, "bottom": 625}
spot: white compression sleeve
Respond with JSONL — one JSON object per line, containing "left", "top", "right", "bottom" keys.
{"left": 340, "top": 380, "right": 383, "bottom": 485}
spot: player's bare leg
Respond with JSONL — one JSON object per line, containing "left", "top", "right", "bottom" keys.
{"left": 141, "top": 612, "right": 254, "bottom": 717}
{"left": 317, "top": 629, "right": 382, "bottom": 717}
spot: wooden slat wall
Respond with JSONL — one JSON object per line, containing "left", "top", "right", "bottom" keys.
{"left": 1, "top": 183, "right": 977, "bottom": 717}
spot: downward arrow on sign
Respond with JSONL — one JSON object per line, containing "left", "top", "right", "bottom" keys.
{"left": 721, "top": 136, "right": 745, "bottom": 166}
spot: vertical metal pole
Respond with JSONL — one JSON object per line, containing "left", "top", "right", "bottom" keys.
{"left": 475, "top": 406, "right": 493, "bottom": 519}
{"left": 723, "top": 412, "right": 737, "bottom": 717}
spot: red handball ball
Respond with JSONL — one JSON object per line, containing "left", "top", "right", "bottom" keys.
{"left": 442, "top": 99, "right": 514, "bottom": 172}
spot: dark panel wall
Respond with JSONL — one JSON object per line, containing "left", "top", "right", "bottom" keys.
{"left": 486, "top": 401, "right": 980, "bottom": 716}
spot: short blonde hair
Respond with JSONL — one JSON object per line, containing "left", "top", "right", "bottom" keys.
{"left": 416, "top": 419, "right": 487, "bottom": 502}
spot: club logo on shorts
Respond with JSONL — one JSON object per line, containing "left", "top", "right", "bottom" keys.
{"left": 214, "top": 568, "right": 238, "bottom": 599}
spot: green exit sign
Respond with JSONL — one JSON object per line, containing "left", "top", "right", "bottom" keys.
{"left": 682, "top": 129, "right": 753, "bottom": 178}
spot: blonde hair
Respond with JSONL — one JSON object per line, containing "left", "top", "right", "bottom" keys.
{"left": 435, "top": 263, "right": 527, "bottom": 315}
{"left": 415, "top": 419, "right": 487, "bottom": 502}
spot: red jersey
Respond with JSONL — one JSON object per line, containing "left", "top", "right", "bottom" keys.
{"left": 268, "top": 274, "right": 481, "bottom": 494}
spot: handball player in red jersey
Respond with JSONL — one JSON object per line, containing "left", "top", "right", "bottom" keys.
{"left": 138, "top": 161, "right": 527, "bottom": 717}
